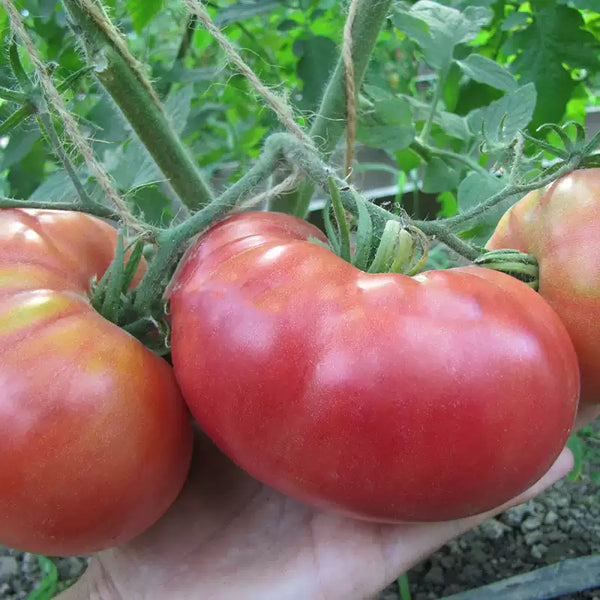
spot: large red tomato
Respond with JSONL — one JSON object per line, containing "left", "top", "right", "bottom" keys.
{"left": 487, "top": 169, "right": 600, "bottom": 404}
{"left": 0, "top": 209, "right": 193, "bottom": 556}
{"left": 169, "top": 211, "right": 578, "bottom": 522}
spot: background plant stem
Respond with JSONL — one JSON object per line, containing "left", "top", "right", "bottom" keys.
{"left": 269, "top": 0, "right": 393, "bottom": 217}
{"left": 62, "top": 0, "right": 214, "bottom": 211}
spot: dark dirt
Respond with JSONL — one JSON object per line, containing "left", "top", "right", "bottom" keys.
{"left": 378, "top": 460, "right": 600, "bottom": 600}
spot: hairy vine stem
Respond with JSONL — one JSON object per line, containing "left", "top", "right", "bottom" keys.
{"left": 132, "top": 133, "right": 295, "bottom": 312}
{"left": 439, "top": 153, "right": 583, "bottom": 229}
{"left": 4, "top": 0, "right": 143, "bottom": 233}
{"left": 270, "top": 0, "right": 394, "bottom": 217}
{"left": 0, "top": 196, "right": 118, "bottom": 220}
{"left": 62, "top": 0, "right": 214, "bottom": 211}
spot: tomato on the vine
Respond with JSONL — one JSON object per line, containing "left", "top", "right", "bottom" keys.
{"left": 169, "top": 211, "right": 578, "bottom": 522}
{"left": 0, "top": 209, "right": 193, "bottom": 556}
{"left": 488, "top": 169, "right": 600, "bottom": 405}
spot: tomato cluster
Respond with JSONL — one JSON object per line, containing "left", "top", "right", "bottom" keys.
{"left": 1, "top": 169, "right": 597, "bottom": 554}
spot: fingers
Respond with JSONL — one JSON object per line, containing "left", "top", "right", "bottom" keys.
{"left": 379, "top": 447, "right": 574, "bottom": 577}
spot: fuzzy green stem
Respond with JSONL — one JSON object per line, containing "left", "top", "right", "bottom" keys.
{"left": 132, "top": 133, "right": 290, "bottom": 312}
{"left": 420, "top": 64, "right": 448, "bottom": 143}
{"left": 270, "top": 0, "right": 393, "bottom": 217}
{"left": 62, "top": 0, "right": 213, "bottom": 211}
{"left": 441, "top": 154, "right": 582, "bottom": 229}
{"left": 0, "top": 195, "right": 117, "bottom": 219}
{"left": 310, "top": 0, "right": 392, "bottom": 156}
{"left": 0, "top": 105, "right": 36, "bottom": 136}
{"left": 411, "top": 138, "right": 489, "bottom": 177}
{"left": 37, "top": 111, "right": 100, "bottom": 213}
{"left": 328, "top": 177, "right": 351, "bottom": 262}
{"left": 415, "top": 220, "right": 481, "bottom": 261}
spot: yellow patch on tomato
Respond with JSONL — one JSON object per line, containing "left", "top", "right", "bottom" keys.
{"left": 0, "top": 291, "right": 74, "bottom": 335}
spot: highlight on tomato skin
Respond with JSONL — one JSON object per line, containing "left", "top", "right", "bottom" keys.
{"left": 487, "top": 168, "right": 600, "bottom": 405}
{"left": 169, "top": 211, "right": 580, "bottom": 523}
{"left": 0, "top": 208, "right": 193, "bottom": 557}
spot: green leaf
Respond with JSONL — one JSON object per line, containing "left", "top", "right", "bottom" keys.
{"left": 422, "top": 157, "right": 461, "bottom": 193}
{"left": 373, "top": 97, "right": 413, "bottom": 125}
{"left": 467, "top": 83, "right": 537, "bottom": 146}
{"left": 358, "top": 125, "right": 415, "bottom": 152}
{"left": 0, "top": 128, "right": 40, "bottom": 170}
{"left": 126, "top": 0, "right": 163, "bottom": 33}
{"left": 393, "top": 1, "right": 492, "bottom": 69}
{"left": 353, "top": 163, "right": 400, "bottom": 177}
{"left": 396, "top": 147, "right": 422, "bottom": 173}
{"left": 457, "top": 171, "right": 504, "bottom": 213}
{"left": 127, "top": 185, "right": 174, "bottom": 226}
{"left": 437, "top": 190, "right": 458, "bottom": 218}
{"left": 358, "top": 96, "right": 415, "bottom": 152}
{"left": 214, "top": 0, "right": 283, "bottom": 26}
{"left": 25, "top": 557, "right": 58, "bottom": 600}
{"left": 558, "top": 0, "right": 600, "bottom": 10}
{"left": 294, "top": 35, "right": 338, "bottom": 111}
{"left": 456, "top": 55, "right": 518, "bottom": 93}
{"left": 566, "top": 434, "right": 584, "bottom": 481}
{"left": 29, "top": 170, "right": 77, "bottom": 202}
{"left": 404, "top": 96, "right": 471, "bottom": 140}
{"left": 508, "top": 5, "right": 600, "bottom": 128}
{"left": 500, "top": 11, "right": 531, "bottom": 31}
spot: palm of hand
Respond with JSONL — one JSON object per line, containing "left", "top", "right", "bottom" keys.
{"left": 58, "top": 419, "right": 581, "bottom": 600}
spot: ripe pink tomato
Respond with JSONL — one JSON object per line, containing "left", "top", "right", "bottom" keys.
{"left": 488, "top": 169, "right": 600, "bottom": 404}
{"left": 0, "top": 209, "right": 193, "bottom": 556}
{"left": 169, "top": 211, "right": 578, "bottom": 522}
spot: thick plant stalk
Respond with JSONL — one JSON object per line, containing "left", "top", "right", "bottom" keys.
{"left": 270, "top": 0, "right": 393, "bottom": 217}
{"left": 62, "top": 0, "right": 214, "bottom": 211}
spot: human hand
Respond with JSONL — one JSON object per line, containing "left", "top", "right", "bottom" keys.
{"left": 56, "top": 424, "right": 587, "bottom": 600}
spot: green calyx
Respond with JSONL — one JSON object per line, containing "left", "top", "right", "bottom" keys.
{"left": 90, "top": 235, "right": 171, "bottom": 355}
{"left": 474, "top": 249, "right": 540, "bottom": 290}
{"left": 368, "top": 222, "right": 429, "bottom": 275}
{"left": 324, "top": 177, "right": 429, "bottom": 275}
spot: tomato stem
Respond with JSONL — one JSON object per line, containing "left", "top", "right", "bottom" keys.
{"left": 269, "top": 0, "right": 394, "bottom": 217}
{"left": 62, "top": 0, "right": 214, "bottom": 212}
{"left": 436, "top": 154, "right": 583, "bottom": 229}
{"left": 328, "top": 177, "right": 352, "bottom": 262}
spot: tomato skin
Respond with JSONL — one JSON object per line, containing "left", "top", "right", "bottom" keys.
{"left": 170, "top": 211, "right": 579, "bottom": 522}
{"left": 487, "top": 169, "right": 600, "bottom": 404}
{"left": 0, "top": 209, "right": 193, "bottom": 556}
